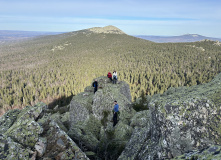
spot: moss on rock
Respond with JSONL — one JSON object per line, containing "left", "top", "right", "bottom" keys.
{"left": 4, "top": 103, "right": 45, "bottom": 148}
{"left": 68, "top": 76, "right": 135, "bottom": 157}
{"left": 0, "top": 109, "right": 20, "bottom": 134}
{"left": 173, "top": 145, "right": 221, "bottom": 160}
{"left": 119, "top": 73, "right": 221, "bottom": 159}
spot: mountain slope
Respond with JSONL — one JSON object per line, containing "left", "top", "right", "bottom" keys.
{"left": 0, "top": 26, "right": 221, "bottom": 114}
{"left": 135, "top": 34, "right": 221, "bottom": 43}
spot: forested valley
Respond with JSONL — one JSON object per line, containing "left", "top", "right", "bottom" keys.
{"left": 0, "top": 28, "right": 221, "bottom": 115}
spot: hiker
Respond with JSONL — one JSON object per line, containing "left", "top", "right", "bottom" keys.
{"left": 112, "top": 71, "right": 117, "bottom": 84}
{"left": 113, "top": 100, "right": 119, "bottom": 127}
{"left": 107, "top": 72, "right": 112, "bottom": 81}
{"left": 92, "top": 79, "right": 98, "bottom": 93}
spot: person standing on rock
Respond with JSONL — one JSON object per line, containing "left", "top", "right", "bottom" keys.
{"left": 112, "top": 71, "right": 117, "bottom": 84}
{"left": 113, "top": 100, "right": 119, "bottom": 127}
{"left": 92, "top": 79, "right": 98, "bottom": 93}
{"left": 107, "top": 72, "right": 112, "bottom": 82}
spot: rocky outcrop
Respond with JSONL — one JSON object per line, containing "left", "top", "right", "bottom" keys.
{"left": 0, "top": 102, "right": 89, "bottom": 160}
{"left": 68, "top": 76, "right": 135, "bottom": 159}
{"left": 1, "top": 73, "right": 221, "bottom": 159}
{"left": 119, "top": 73, "right": 221, "bottom": 159}
{"left": 172, "top": 145, "right": 221, "bottom": 160}
{"left": 87, "top": 25, "right": 126, "bottom": 34}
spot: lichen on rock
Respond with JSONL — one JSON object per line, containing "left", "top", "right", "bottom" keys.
{"left": 173, "top": 145, "right": 221, "bottom": 160}
{"left": 0, "top": 109, "right": 21, "bottom": 134}
{"left": 0, "top": 102, "right": 89, "bottom": 160}
{"left": 68, "top": 76, "right": 135, "bottom": 158}
{"left": 1, "top": 73, "right": 221, "bottom": 160}
{"left": 0, "top": 135, "right": 33, "bottom": 160}
{"left": 118, "top": 72, "right": 221, "bottom": 160}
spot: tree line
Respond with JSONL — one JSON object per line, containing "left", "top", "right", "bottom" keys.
{"left": 0, "top": 31, "right": 220, "bottom": 115}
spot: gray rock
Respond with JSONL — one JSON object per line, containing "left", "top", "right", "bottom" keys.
{"left": 68, "top": 76, "right": 135, "bottom": 154}
{"left": 0, "top": 102, "right": 90, "bottom": 160}
{"left": 0, "top": 133, "right": 34, "bottom": 159}
{"left": 4, "top": 104, "right": 44, "bottom": 148}
{"left": 130, "top": 110, "right": 150, "bottom": 128}
{"left": 42, "top": 120, "right": 89, "bottom": 159}
{"left": 35, "top": 137, "right": 47, "bottom": 157}
{"left": 119, "top": 73, "right": 221, "bottom": 160}
{"left": 173, "top": 145, "right": 221, "bottom": 160}
{"left": 118, "top": 126, "right": 150, "bottom": 160}
{"left": 119, "top": 81, "right": 132, "bottom": 102}
{"left": 0, "top": 109, "right": 20, "bottom": 134}
{"left": 69, "top": 92, "right": 93, "bottom": 125}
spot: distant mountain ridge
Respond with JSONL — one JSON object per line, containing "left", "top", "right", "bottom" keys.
{"left": 135, "top": 34, "right": 221, "bottom": 43}
{"left": 0, "top": 30, "right": 63, "bottom": 43}
{"left": 1, "top": 28, "right": 220, "bottom": 43}
{"left": 0, "top": 26, "right": 125, "bottom": 43}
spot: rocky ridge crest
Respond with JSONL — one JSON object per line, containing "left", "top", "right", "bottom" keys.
{"left": 87, "top": 25, "right": 126, "bottom": 34}
{"left": 0, "top": 74, "right": 221, "bottom": 159}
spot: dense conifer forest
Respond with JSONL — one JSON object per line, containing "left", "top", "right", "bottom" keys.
{"left": 0, "top": 28, "right": 221, "bottom": 115}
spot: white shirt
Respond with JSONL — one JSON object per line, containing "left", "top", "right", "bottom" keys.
{"left": 113, "top": 72, "right": 117, "bottom": 78}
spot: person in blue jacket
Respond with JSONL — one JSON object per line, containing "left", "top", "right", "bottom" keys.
{"left": 113, "top": 100, "right": 119, "bottom": 127}
{"left": 92, "top": 79, "right": 98, "bottom": 93}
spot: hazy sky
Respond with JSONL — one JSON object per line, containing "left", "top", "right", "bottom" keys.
{"left": 0, "top": 0, "right": 221, "bottom": 37}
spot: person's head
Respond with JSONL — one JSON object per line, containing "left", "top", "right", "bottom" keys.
{"left": 114, "top": 100, "right": 117, "bottom": 104}
{"left": 95, "top": 79, "right": 97, "bottom": 81}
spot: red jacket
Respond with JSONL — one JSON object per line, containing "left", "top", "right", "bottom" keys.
{"left": 107, "top": 72, "right": 112, "bottom": 78}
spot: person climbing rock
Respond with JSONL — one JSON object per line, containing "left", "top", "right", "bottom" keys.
{"left": 113, "top": 71, "right": 117, "bottom": 84}
{"left": 92, "top": 79, "right": 98, "bottom": 93}
{"left": 107, "top": 72, "right": 112, "bottom": 81}
{"left": 113, "top": 100, "right": 119, "bottom": 127}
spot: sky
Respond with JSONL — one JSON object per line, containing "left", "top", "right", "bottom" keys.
{"left": 0, "top": 0, "right": 221, "bottom": 37}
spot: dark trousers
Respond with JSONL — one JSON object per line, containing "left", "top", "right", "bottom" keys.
{"left": 113, "top": 79, "right": 117, "bottom": 84}
{"left": 108, "top": 77, "right": 112, "bottom": 81}
{"left": 113, "top": 112, "right": 118, "bottom": 127}
{"left": 94, "top": 87, "right": 97, "bottom": 93}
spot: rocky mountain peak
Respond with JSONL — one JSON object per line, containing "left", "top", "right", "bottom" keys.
{"left": 87, "top": 25, "right": 126, "bottom": 34}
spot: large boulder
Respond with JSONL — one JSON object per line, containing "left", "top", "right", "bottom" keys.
{"left": 0, "top": 102, "right": 89, "bottom": 160}
{"left": 0, "top": 134, "right": 34, "bottom": 160}
{"left": 172, "top": 145, "right": 221, "bottom": 160}
{"left": 0, "top": 109, "right": 21, "bottom": 134}
{"left": 118, "top": 110, "right": 150, "bottom": 160}
{"left": 4, "top": 103, "right": 45, "bottom": 148}
{"left": 92, "top": 80, "right": 134, "bottom": 122}
{"left": 119, "top": 73, "right": 221, "bottom": 159}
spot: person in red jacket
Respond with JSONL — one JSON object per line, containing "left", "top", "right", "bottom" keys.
{"left": 107, "top": 72, "right": 112, "bottom": 81}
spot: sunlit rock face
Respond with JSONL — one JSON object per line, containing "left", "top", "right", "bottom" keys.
{"left": 119, "top": 73, "right": 221, "bottom": 160}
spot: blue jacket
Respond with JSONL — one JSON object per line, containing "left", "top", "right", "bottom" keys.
{"left": 113, "top": 104, "right": 119, "bottom": 112}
